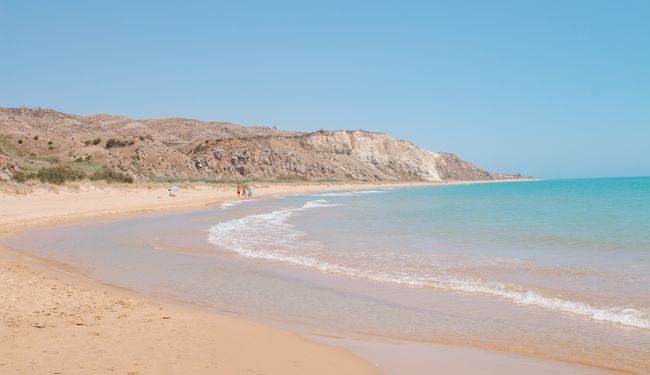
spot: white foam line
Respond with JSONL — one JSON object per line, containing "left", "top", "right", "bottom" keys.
{"left": 299, "top": 199, "right": 342, "bottom": 210}
{"left": 220, "top": 200, "right": 242, "bottom": 209}
{"left": 312, "top": 189, "right": 387, "bottom": 197}
{"left": 366, "top": 274, "right": 650, "bottom": 330}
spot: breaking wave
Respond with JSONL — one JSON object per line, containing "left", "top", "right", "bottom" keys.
{"left": 220, "top": 200, "right": 246, "bottom": 209}
{"left": 312, "top": 189, "right": 386, "bottom": 197}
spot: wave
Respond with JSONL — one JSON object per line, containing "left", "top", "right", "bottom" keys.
{"left": 220, "top": 200, "right": 246, "bottom": 209}
{"left": 382, "top": 276, "right": 650, "bottom": 330}
{"left": 208, "top": 199, "right": 339, "bottom": 262}
{"left": 312, "top": 189, "right": 386, "bottom": 197}
{"left": 300, "top": 199, "right": 342, "bottom": 209}
{"left": 207, "top": 200, "right": 650, "bottom": 330}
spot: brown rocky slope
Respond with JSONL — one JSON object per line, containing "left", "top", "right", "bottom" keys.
{"left": 0, "top": 107, "right": 521, "bottom": 182}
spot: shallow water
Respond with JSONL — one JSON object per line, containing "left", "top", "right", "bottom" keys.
{"left": 5, "top": 178, "right": 650, "bottom": 373}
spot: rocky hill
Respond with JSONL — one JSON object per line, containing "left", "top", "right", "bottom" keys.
{"left": 0, "top": 107, "right": 520, "bottom": 183}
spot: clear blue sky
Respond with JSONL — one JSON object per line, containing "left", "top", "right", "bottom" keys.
{"left": 1, "top": 1, "right": 648, "bottom": 179}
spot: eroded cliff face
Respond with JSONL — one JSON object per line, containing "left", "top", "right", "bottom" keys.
{"left": 185, "top": 130, "right": 506, "bottom": 182}
{"left": 0, "top": 108, "right": 519, "bottom": 182}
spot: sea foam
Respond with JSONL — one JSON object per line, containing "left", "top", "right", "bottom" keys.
{"left": 220, "top": 200, "right": 245, "bottom": 209}
{"left": 312, "top": 189, "right": 386, "bottom": 197}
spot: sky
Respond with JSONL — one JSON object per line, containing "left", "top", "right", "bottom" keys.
{"left": 1, "top": 1, "right": 648, "bottom": 179}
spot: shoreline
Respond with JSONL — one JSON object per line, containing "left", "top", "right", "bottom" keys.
{"left": 3, "top": 180, "right": 459, "bottom": 375}
{"left": 0, "top": 180, "right": 446, "bottom": 236}
{"left": 1, "top": 178, "right": 536, "bottom": 238}
{"left": 2, "top": 178, "right": 622, "bottom": 375}
{"left": 1, "top": 181, "right": 409, "bottom": 375}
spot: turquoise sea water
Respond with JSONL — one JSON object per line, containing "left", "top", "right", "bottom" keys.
{"left": 210, "top": 177, "right": 650, "bottom": 329}
{"left": 6, "top": 177, "right": 650, "bottom": 372}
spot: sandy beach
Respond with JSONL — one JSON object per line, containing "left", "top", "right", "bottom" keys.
{"left": 0, "top": 180, "right": 632, "bottom": 375}
{"left": 1, "top": 182, "right": 402, "bottom": 375}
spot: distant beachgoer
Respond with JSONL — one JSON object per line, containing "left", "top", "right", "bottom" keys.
{"left": 236, "top": 184, "right": 241, "bottom": 197}
{"left": 248, "top": 187, "right": 253, "bottom": 199}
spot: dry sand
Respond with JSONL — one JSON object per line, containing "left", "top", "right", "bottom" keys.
{"left": 1, "top": 181, "right": 406, "bottom": 375}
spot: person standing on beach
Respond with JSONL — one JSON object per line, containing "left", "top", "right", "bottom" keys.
{"left": 236, "top": 184, "right": 241, "bottom": 198}
{"left": 248, "top": 186, "right": 253, "bottom": 199}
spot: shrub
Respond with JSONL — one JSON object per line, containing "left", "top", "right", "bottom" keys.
{"left": 17, "top": 139, "right": 23, "bottom": 144}
{"left": 92, "top": 138, "right": 101, "bottom": 145}
{"left": 192, "top": 143, "right": 207, "bottom": 153}
{"left": 12, "top": 170, "right": 31, "bottom": 183}
{"left": 90, "top": 168, "right": 134, "bottom": 183}
{"left": 48, "top": 141, "right": 53, "bottom": 145}
{"left": 33, "top": 135, "right": 39, "bottom": 140}
{"left": 36, "top": 165, "right": 85, "bottom": 185}
{"left": 105, "top": 138, "right": 134, "bottom": 149}
{"left": 84, "top": 139, "right": 92, "bottom": 146}
{"left": 12, "top": 171, "right": 25, "bottom": 183}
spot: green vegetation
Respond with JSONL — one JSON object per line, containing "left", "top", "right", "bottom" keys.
{"left": 72, "top": 155, "right": 92, "bottom": 163}
{"left": 89, "top": 168, "right": 134, "bottom": 183}
{"left": 2, "top": 136, "right": 128, "bottom": 185}
{"left": 150, "top": 176, "right": 220, "bottom": 184}
{"left": 11, "top": 165, "right": 134, "bottom": 184}
{"left": 273, "top": 174, "right": 309, "bottom": 181}
{"left": 3, "top": 136, "right": 133, "bottom": 185}
{"left": 36, "top": 165, "right": 85, "bottom": 184}
{"left": 105, "top": 138, "right": 134, "bottom": 149}
{"left": 192, "top": 143, "right": 207, "bottom": 153}
{"left": 313, "top": 177, "right": 344, "bottom": 183}
{"left": 11, "top": 170, "right": 31, "bottom": 183}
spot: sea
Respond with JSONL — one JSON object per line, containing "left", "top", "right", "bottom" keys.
{"left": 6, "top": 177, "right": 650, "bottom": 373}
